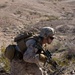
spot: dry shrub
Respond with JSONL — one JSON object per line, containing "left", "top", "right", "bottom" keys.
{"left": 66, "top": 44, "right": 75, "bottom": 60}
{"left": 44, "top": 15, "right": 59, "bottom": 21}
{"left": 0, "top": 43, "right": 10, "bottom": 73}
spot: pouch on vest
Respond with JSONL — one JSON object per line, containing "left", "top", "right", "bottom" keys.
{"left": 14, "top": 32, "right": 33, "bottom": 53}
{"left": 4, "top": 45, "right": 16, "bottom": 61}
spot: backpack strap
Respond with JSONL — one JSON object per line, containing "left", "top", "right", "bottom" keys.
{"left": 32, "top": 36, "right": 43, "bottom": 54}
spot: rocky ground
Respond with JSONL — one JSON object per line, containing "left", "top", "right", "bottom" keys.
{"left": 0, "top": 0, "right": 75, "bottom": 75}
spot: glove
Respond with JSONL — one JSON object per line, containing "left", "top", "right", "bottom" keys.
{"left": 39, "top": 54, "right": 47, "bottom": 63}
{"left": 34, "top": 54, "right": 47, "bottom": 67}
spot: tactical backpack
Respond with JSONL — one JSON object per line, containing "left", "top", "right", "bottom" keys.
{"left": 5, "top": 32, "right": 40, "bottom": 60}
{"left": 14, "top": 32, "right": 33, "bottom": 53}
{"left": 4, "top": 44, "right": 23, "bottom": 61}
{"left": 4, "top": 32, "right": 33, "bottom": 60}
{"left": 4, "top": 45, "right": 16, "bottom": 61}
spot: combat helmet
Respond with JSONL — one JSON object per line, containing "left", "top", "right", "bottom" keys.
{"left": 39, "top": 27, "right": 55, "bottom": 38}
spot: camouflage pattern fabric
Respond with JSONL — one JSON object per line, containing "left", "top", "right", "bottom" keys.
{"left": 10, "top": 60, "right": 42, "bottom": 75}
{"left": 10, "top": 39, "right": 49, "bottom": 75}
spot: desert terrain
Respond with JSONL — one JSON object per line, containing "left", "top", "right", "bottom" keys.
{"left": 0, "top": 0, "right": 75, "bottom": 75}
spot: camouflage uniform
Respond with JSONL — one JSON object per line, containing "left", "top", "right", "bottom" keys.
{"left": 10, "top": 59, "right": 42, "bottom": 75}
{"left": 10, "top": 27, "right": 55, "bottom": 75}
{"left": 23, "top": 39, "right": 49, "bottom": 75}
{"left": 23, "top": 39, "right": 40, "bottom": 65}
{"left": 10, "top": 39, "right": 44, "bottom": 75}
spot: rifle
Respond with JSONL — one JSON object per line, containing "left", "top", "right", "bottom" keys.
{"left": 44, "top": 50, "right": 58, "bottom": 69}
{"left": 34, "top": 43, "right": 67, "bottom": 75}
{"left": 35, "top": 43, "right": 58, "bottom": 69}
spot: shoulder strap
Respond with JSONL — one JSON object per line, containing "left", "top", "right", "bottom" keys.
{"left": 32, "top": 36, "right": 43, "bottom": 54}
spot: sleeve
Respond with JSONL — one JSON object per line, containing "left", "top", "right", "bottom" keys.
{"left": 23, "top": 39, "right": 39, "bottom": 64}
